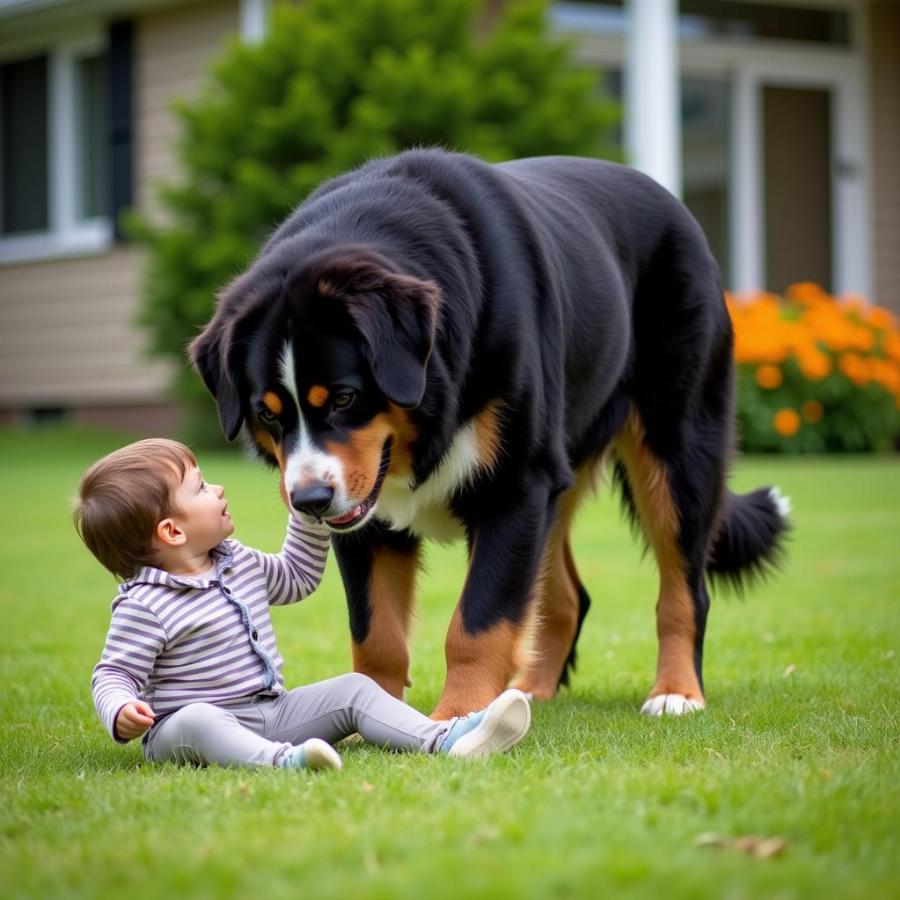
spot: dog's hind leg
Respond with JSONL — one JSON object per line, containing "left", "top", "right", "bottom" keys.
{"left": 511, "top": 462, "right": 599, "bottom": 699}
{"left": 615, "top": 407, "right": 725, "bottom": 715}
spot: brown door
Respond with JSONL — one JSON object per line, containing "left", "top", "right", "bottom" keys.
{"left": 763, "top": 85, "right": 833, "bottom": 292}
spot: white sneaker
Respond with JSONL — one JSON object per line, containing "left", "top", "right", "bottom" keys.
{"left": 441, "top": 689, "right": 532, "bottom": 758}
{"left": 279, "top": 737, "right": 342, "bottom": 771}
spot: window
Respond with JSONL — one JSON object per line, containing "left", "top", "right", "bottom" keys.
{"left": 679, "top": 0, "right": 850, "bottom": 46}
{"left": 682, "top": 77, "right": 731, "bottom": 287}
{"left": 0, "top": 55, "right": 49, "bottom": 235}
{"left": 76, "top": 53, "right": 109, "bottom": 222}
{"left": 0, "top": 37, "right": 112, "bottom": 263}
{"left": 582, "top": 67, "right": 733, "bottom": 286}
{"left": 554, "top": 2, "right": 852, "bottom": 47}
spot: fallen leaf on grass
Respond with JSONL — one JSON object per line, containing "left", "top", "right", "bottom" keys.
{"left": 695, "top": 833, "right": 787, "bottom": 858}
{"left": 466, "top": 824, "right": 500, "bottom": 846}
{"left": 363, "top": 849, "right": 380, "bottom": 875}
{"left": 783, "top": 663, "right": 796, "bottom": 677}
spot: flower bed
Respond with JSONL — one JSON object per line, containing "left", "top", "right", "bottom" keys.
{"left": 727, "top": 284, "right": 900, "bottom": 452}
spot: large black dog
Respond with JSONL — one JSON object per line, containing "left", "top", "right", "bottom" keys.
{"left": 192, "top": 149, "right": 788, "bottom": 719}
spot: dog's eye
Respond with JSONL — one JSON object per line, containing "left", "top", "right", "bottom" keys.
{"left": 258, "top": 408, "right": 278, "bottom": 424}
{"left": 332, "top": 392, "right": 355, "bottom": 410}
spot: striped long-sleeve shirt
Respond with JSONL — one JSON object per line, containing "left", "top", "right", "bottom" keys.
{"left": 91, "top": 517, "right": 330, "bottom": 743}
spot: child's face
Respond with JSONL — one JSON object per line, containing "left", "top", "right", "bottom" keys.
{"left": 169, "top": 465, "right": 235, "bottom": 553}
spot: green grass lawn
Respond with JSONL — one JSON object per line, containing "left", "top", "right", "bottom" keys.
{"left": 1, "top": 427, "right": 898, "bottom": 900}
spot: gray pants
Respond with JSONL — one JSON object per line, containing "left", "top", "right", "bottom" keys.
{"left": 144, "top": 673, "right": 451, "bottom": 768}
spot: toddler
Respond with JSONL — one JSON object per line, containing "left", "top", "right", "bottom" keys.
{"left": 76, "top": 438, "right": 530, "bottom": 771}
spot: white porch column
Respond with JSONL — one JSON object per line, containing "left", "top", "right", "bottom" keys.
{"left": 625, "top": 0, "right": 682, "bottom": 199}
{"left": 240, "top": 0, "right": 271, "bottom": 44}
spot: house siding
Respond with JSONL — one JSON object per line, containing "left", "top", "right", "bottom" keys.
{"left": 136, "top": 0, "right": 241, "bottom": 220}
{"left": 0, "top": 0, "right": 239, "bottom": 424}
{"left": 0, "top": 247, "right": 167, "bottom": 407}
{"left": 869, "top": 0, "right": 900, "bottom": 313}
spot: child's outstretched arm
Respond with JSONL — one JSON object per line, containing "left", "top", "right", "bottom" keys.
{"left": 243, "top": 517, "right": 331, "bottom": 606}
{"left": 92, "top": 596, "right": 166, "bottom": 743}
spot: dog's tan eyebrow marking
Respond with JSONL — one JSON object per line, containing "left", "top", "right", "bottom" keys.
{"left": 307, "top": 385, "right": 330, "bottom": 408}
{"left": 262, "top": 392, "right": 283, "bottom": 415}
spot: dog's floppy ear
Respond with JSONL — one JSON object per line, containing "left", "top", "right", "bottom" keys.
{"left": 189, "top": 281, "right": 269, "bottom": 441}
{"left": 322, "top": 257, "right": 440, "bottom": 408}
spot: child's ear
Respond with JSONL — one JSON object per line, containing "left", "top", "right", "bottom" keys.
{"left": 156, "top": 518, "right": 187, "bottom": 547}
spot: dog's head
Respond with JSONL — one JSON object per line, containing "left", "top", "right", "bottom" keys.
{"left": 190, "top": 246, "right": 440, "bottom": 532}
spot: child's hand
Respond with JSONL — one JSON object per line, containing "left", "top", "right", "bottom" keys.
{"left": 116, "top": 701, "right": 156, "bottom": 741}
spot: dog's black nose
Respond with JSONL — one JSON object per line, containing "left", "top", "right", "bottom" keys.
{"left": 290, "top": 482, "right": 334, "bottom": 517}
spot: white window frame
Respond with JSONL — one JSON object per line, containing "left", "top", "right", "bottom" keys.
{"left": 553, "top": 1, "right": 872, "bottom": 298}
{"left": 0, "top": 29, "right": 112, "bottom": 265}
{"left": 728, "top": 48, "right": 870, "bottom": 297}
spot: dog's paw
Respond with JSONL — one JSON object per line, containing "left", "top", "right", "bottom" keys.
{"left": 640, "top": 693, "right": 705, "bottom": 717}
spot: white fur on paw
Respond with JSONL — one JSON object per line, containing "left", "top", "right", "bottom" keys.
{"left": 769, "top": 486, "right": 792, "bottom": 519}
{"left": 640, "top": 694, "right": 705, "bottom": 717}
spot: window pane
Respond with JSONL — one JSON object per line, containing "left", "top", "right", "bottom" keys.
{"left": 763, "top": 86, "right": 832, "bottom": 293}
{"left": 682, "top": 77, "right": 731, "bottom": 288}
{"left": 77, "top": 53, "right": 109, "bottom": 220}
{"left": 571, "top": 68, "right": 733, "bottom": 285}
{"left": 680, "top": 0, "right": 850, "bottom": 46}
{"left": 556, "top": 2, "right": 851, "bottom": 46}
{"left": 1, "top": 55, "right": 49, "bottom": 235}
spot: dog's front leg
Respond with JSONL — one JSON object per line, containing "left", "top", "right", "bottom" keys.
{"left": 333, "top": 524, "right": 420, "bottom": 700}
{"left": 431, "top": 485, "right": 557, "bottom": 720}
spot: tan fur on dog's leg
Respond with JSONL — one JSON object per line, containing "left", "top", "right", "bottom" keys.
{"left": 512, "top": 461, "right": 599, "bottom": 699}
{"left": 351, "top": 546, "right": 418, "bottom": 699}
{"left": 431, "top": 611, "right": 523, "bottom": 720}
{"left": 616, "top": 409, "right": 704, "bottom": 713}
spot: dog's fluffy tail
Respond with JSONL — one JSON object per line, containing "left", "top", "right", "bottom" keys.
{"left": 707, "top": 487, "right": 791, "bottom": 591}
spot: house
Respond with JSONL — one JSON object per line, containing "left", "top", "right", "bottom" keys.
{"left": 0, "top": 0, "right": 897, "bottom": 431}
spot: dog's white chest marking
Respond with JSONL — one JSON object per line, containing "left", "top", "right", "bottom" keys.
{"left": 375, "top": 421, "right": 483, "bottom": 542}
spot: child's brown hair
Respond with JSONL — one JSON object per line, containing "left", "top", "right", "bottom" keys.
{"left": 74, "top": 438, "right": 197, "bottom": 579}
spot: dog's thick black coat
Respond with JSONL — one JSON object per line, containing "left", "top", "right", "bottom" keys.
{"left": 193, "top": 149, "right": 788, "bottom": 716}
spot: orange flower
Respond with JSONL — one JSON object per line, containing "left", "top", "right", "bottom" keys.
{"left": 797, "top": 348, "right": 831, "bottom": 380}
{"left": 801, "top": 400, "right": 824, "bottom": 423}
{"left": 866, "top": 306, "right": 897, "bottom": 331}
{"left": 755, "top": 364, "right": 783, "bottom": 389}
{"left": 852, "top": 327, "right": 876, "bottom": 351}
{"left": 787, "top": 283, "right": 828, "bottom": 304}
{"left": 773, "top": 408, "right": 801, "bottom": 437}
{"left": 838, "top": 353, "right": 870, "bottom": 386}
{"left": 869, "top": 359, "right": 900, "bottom": 395}
{"left": 885, "top": 334, "right": 900, "bottom": 363}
